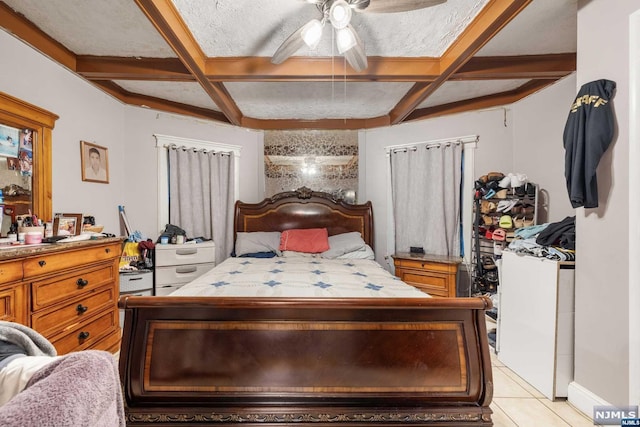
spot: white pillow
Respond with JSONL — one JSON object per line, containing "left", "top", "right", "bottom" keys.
{"left": 336, "top": 244, "right": 375, "bottom": 260}
{"left": 235, "top": 232, "right": 282, "bottom": 257}
{"left": 321, "top": 232, "right": 366, "bottom": 259}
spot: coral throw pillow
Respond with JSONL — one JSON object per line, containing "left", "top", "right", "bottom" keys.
{"left": 279, "top": 228, "right": 330, "bottom": 253}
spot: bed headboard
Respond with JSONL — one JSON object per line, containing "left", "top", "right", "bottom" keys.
{"left": 234, "top": 187, "right": 374, "bottom": 249}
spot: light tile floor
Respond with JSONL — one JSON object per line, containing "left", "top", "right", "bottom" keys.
{"left": 489, "top": 350, "right": 594, "bottom": 426}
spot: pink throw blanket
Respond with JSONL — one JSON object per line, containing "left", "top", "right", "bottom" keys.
{"left": 0, "top": 350, "right": 125, "bottom": 427}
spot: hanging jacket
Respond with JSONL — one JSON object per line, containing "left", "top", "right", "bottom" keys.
{"left": 563, "top": 79, "right": 616, "bottom": 208}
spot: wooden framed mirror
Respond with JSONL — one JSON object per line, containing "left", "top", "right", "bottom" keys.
{"left": 0, "top": 91, "right": 58, "bottom": 236}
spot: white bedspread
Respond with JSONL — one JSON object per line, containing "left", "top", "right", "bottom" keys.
{"left": 170, "top": 257, "right": 430, "bottom": 298}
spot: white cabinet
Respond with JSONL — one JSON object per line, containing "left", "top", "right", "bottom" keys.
{"left": 119, "top": 270, "right": 153, "bottom": 325}
{"left": 154, "top": 242, "right": 215, "bottom": 295}
{"left": 497, "top": 251, "right": 575, "bottom": 400}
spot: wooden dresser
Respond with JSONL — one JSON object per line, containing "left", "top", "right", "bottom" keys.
{"left": 392, "top": 252, "right": 461, "bottom": 297}
{"left": 0, "top": 238, "right": 122, "bottom": 354}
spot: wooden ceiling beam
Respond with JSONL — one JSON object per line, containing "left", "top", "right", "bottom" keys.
{"left": 134, "top": 0, "right": 243, "bottom": 126}
{"left": 405, "top": 79, "right": 554, "bottom": 122}
{"left": 0, "top": 1, "right": 76, "bottom": 70}
{"left": 205, "top": 57, "right": 440, "bottom": 82}
{"left": 390, "top": 0, "right": 533, "bottom": 125}
{"left": 241, "top": 115, "right": 391, "bottom": 131}
{"left": 77, "top": 56, "right": 193, "bottom": 81}
{"left": 75, "top": 53, "right": 575, "bottom": 83}
{"left": 452, "top": 53, "right": 576, "bottom": 80}
{"left": 92, "top": 80, "right": 229, "bottom": 123}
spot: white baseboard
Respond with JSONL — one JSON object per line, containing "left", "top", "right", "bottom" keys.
{"left": 567, "top": 381, "right": 611, "bottom": 418}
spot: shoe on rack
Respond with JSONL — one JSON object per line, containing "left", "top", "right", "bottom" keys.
{"left": 499, "top": 174, "right": 513, "bottom": 189}
{"left": 499, "top": 215, "right": 513, "bottom": 229}
{"left": 495, "top": 189, "right": 508, "bottom": 199}
{"left": 510, "top": 173, "right": 528, "bottom": 188}
{"left": 526, "top": 183, "right": 536, "bottom": 198}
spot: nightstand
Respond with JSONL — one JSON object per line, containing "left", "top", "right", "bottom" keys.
{"left": 392, "top": 252, "right": 461, "bottom": 297}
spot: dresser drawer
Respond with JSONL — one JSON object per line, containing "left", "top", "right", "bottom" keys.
{"left": 23, "top": 242, "right": 119, "bottom": 279}
{"left": 50, "top": 308, "right": 117, "bottom": 354}
{"left": 93, "top": 328, "right": 122, "bottom": 354}
{"left": 155, "top": 262, "right": 215, "bottom": 286}
{"left": 31, "top": 286, "right": 116, "bottom": 337}
{"left": 120, "top": 270, "right": 153, "bottom": 292}
{"left": 0, "top": 283, "right": 26, "bottom": 323}
{"left": 155, "top": 243, "right": 215, "bottom": 267}
{"left": 31, "top": 262, "right": 117, "bottom": 311}
{"left": 0, "top": 260, "right": 23, "bottom": 284}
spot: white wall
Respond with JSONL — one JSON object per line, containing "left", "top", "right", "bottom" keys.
{"left": 511, "top": 75, "right": 577, "bottom": 223}
{"left": 0, "top": 30, "right": 126, "bottom": 233}
{"left": 569, "top": 0, "right": 636, "bottom": 408}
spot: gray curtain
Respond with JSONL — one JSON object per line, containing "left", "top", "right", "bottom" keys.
{"left": 168, "top": 147, "right": 235, "bottom": 264}
{"left": 390, "top": 143, "right": 462, "bottom": 257}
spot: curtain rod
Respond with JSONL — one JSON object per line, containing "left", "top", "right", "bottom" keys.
{"left": 385, "top": 134, "right": 479, "bottom": 154}
{"left": 165, "top": 143, "right": 232, "bottom": 155}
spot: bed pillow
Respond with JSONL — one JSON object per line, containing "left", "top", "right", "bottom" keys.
{"left": 279, "top": 228, "right": 330, "bottom": 253}
{"left": 234, "top": 232, "right": 282, "bottom": 257}
{"left": 336, "top": 244, "right": 375, "bottom": 260}
{"left": 321, "top": 232, "right": 366, "bottom": 259}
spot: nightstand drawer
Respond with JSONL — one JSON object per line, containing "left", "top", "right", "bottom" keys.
{"left": 394, "top": 258, "right": 457, "bottom": 274}
{"left": 398, "top": 271, "right": 450, "bottom": 297}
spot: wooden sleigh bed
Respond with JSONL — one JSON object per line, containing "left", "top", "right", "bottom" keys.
{"left": 118, "top": 188, "right": 494, "bottom": 426}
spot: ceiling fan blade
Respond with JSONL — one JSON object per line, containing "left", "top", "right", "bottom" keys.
{"left": 357, "top": 0, "right": 447, "bottom": 13}
{"left": 271, "top": 23, "right": 309, "bottom": 65}
{"left": 347, "top": 0, "right": 371, "bottom": 11}
{"left": 343, "top": 25, "right": 367, "bottom": 72}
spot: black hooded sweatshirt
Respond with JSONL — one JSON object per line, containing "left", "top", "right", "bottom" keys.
{"left": 563, "top": 79, "right": 616, "bottom": 208}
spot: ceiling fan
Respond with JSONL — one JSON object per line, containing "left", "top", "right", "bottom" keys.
{"left": 271, "top": 0, "right": 447, "bottom": 72}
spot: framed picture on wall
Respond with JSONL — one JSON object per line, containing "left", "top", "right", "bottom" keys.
{"left": 53, "top": 213, "right": 83, "bottom": 236}
{"left": 80, "top": 140, "right": 109, "bottom": 183}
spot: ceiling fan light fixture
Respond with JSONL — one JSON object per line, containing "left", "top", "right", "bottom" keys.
{"left": 336, "top": 26, "right": 357, "bottom": 53}
{"left": 301, "top": 19, "right": 323, "bottom": 49}
{"left": 329, "top": 0, "right": 352, "bottom": 29}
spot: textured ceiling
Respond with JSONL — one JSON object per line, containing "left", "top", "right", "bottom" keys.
{"left": 0, "top": 0, "right": 577, "bottom": 130}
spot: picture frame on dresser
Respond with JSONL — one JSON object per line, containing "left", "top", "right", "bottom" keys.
{"left": 53, "top": 213, "right": 83, "bottom": 236}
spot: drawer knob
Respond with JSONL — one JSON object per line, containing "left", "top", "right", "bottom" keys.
{"left": 76, "top": 304, "right": 88, "bottom": 314}
{"left": 105, "top": 248, "right": 111, "bottom": 253}
{"left": 38, "top": 260, "right": 46, "bottom": 267}
{"left": 76, "top": 278, "right": 89, "bottom": 287}
{"left": 78, "top": 331, "right": 90, "bottom": 340}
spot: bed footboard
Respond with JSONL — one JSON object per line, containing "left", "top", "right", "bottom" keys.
{"left": 118, "top": 296, "right": 493, "bottom": 426}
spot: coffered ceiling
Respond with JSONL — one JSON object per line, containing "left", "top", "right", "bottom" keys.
{"left": 0, "top": 0, "right": 576, "bottom": 130}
